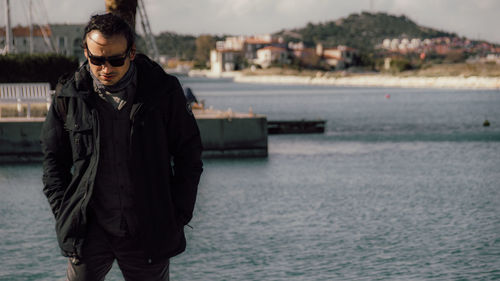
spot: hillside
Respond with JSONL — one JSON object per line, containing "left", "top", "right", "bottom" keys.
{"left": 275, "top": 12, "right": 457, "bottom": 51}
{"left": 136, "top": 32, "right": 197, "bottom": 60}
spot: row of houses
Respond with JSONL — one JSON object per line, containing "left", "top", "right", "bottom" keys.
{"left": 0, "top": 24, "right": 85, "bottom": 61}
{"left": 379, "top": 36, "right": 500, "bottom": 56}
{"left": 210, "top": 35, "right": 357, "bottom": 73}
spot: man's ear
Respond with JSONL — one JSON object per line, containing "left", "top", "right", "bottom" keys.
{"left": 84, "top": 47, "right": 88, "bottom": 59}
{"left": 129, "top": 44, "right": 136, "bottom": 61}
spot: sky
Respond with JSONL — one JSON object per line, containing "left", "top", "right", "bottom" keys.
{"left": 4, "top": 0, "right": 500, "bottom": 44}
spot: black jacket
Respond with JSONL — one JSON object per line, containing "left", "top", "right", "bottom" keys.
{"left": 41, "top": 54, "right": 203, "bottom": 263}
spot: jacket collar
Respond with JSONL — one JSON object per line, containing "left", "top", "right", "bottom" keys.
{"left": 133, "top": 54, "right": 165, "bottom": 104}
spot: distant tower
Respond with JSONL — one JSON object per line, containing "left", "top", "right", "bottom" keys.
{"left": 370, "top": 0, "right": 374, "bottom": 13}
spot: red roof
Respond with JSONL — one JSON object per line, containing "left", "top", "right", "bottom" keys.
{"left": 245, "top": 38, "right": 272, "bottom": 44}
{"left": 0, "top": 25, "right": 52, "bottom": 37}
{"left": 258, "top": 46, "right": 287, "bottom": 52}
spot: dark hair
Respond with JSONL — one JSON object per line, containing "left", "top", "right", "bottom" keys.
{"left": 82, "top": 13, "right": 135, "bottom": 51}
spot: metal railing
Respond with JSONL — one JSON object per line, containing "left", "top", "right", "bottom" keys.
{"left": 0, "top": 83, "right": 53, "bottom": 118}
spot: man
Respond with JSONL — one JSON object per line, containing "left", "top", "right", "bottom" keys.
{"left": 41, "top": 13, "right": 203, "bottom": 281}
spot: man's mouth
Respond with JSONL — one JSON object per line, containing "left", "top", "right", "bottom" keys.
{"left": 100, "top": 74, "right": 115, "bottom": 81}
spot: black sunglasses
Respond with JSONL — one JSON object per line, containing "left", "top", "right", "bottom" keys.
{"left": 86, "top": 47, "right": 130, "bottom": 67}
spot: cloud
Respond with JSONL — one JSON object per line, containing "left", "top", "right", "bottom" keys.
{"left": 213, "top": 0, "right": 266, "bottom": 17}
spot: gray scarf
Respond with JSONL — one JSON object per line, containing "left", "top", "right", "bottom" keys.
{"left": 87, "top": 62, "right": 137, "bottom": 110}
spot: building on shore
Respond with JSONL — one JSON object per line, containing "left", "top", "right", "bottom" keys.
{"left": 1, "top": 25, "right": 53, "bottom": 54}
{"left": 289, "top": 42, "right": 319, "bottom": 68}
{"left": 211, "top": 34, "right": 286, "bottom": 73}
{"left": 49, "top": 24, "right": 85, "bottom": 61}
{"left": 210, "top": 49, "right": 243, "bottom": 73}
{"left": 0, "top": 24, "right": 85, "bottom": 62}
{"left": 316, "top": 44, "right": 356, "bottom": 69}
{"left": 254, "top": 46, "right": 289, "bottom": 69}
{"left": 210, "top": 34, "right": 357, "bottom": 73}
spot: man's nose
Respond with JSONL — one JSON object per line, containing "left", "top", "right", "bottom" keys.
{"left": 101, "top": 62, "right": 113, "bottom": 72}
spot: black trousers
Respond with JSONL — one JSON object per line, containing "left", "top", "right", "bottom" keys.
{"left": 66, "top": 219, "right": 169, "bottom": 281}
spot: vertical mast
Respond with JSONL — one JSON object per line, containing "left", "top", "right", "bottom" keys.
{"left": 4, "top": 0, "right": 14, "bottom": 54}
{"left": 29, "top": 0, "right": 34, "bottom": 54}
{"left": 137, "top": 0, "right": 159, "bottom": 61}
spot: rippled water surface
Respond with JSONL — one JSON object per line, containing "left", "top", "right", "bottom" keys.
{"left": 1, "top": 80, "right": 500, "bottom": 280}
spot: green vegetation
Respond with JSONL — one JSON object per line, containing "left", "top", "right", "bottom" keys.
{"left": 154, "top": 32, "right": 196, "bottom": 60}
{"left": 136, "top": 32, "right": 196, "bottom": 60}
{"left": 389, "top": 57, "right": 414, "bottom": 72}
{"left": 0, "top": 54, "right": 79, "bottom": 89}
{"left": 194, "top": 35, "right": 216, "bottom": 68}
{"left": 137, "top": 33, "right": 227, "bottom": 68}
{"left": 275, "top": 12, "right": 456, "bottom": 51}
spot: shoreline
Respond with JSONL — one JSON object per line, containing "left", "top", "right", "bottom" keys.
{"left": 188, "top": 70, "right": 500, "bottom": 90}
{"left": 234, "top": 74, "right": 500, "bottom": 90}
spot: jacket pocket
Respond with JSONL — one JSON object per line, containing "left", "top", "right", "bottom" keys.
{"left": 66, "top": 117, "right": 94, "bottom": 160}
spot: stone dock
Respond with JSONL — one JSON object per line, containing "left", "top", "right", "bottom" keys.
{"left": 0, "top": 108, "right": 268, "bottom": 162}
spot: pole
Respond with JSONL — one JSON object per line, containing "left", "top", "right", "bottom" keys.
{"left": 5, "top": 0, "right": 14, "bottom": 53}
{"left": 29, "top": 0, "right": 33, "bottom": 54}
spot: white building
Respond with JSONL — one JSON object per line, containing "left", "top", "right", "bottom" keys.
{"left": 210, "top": 49, "right": 242, "bottom": 73}
{"left": 382, "top": 38, "right": 391, "bottom": 49}
{"left": 255, "top": 46, "right": 288, "bottom": 69}
{"left": 410, "top": 38, "right": 422, "bottom": 49}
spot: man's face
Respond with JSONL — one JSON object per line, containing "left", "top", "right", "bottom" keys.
{"left": 84, "top": 30, "right": 135, "bottom": 86}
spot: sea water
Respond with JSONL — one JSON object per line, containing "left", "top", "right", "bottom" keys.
{"left": 1, "top": 79, "right": 499, "bottom": 280}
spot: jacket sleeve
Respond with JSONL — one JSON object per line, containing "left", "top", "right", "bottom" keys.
{"left": 40, "top": 95, "right": 73, "bottom": 219}
{"left": 167, "top": 77, "right": 203, "bottom": 226}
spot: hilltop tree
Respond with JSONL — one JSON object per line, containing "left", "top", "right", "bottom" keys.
{"left": 195, "top": 35, "right": 215, "bottom": 67}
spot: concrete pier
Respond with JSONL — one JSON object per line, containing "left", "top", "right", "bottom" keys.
{"left": 195, "top": 109, "right": 268, "bottom": 158}
{"left": 0, "top": 110, "right": 268, "bottom": 162}
{"left": 0, "top": 118, "right": 45, "bottom": 162}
